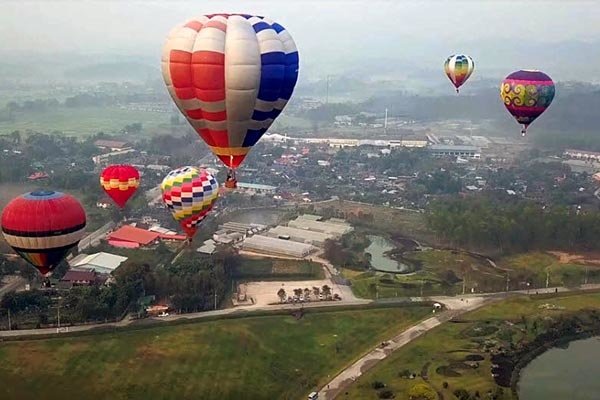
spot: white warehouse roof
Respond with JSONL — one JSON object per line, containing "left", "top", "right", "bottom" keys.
{"left": 288, "top": 217, "right": 353, "bottom": 236}
{"left": 69, "top": 252, "right": 128, "bottom": 274}
{"left": 241, "top": 235, "right": 315, "bottom": 258}
{"left": 268, "top": 225, "right": 333, "bottom": 245}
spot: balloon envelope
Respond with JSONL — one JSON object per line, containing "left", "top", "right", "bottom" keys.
{"left": 161, "top": 167, "right": 219, "bottom": 239}
{"left": 444, "top": 54, "right": 474, "bottom": 92}
{"left": 100, "top": 164, "right": 140, "bottom": 208}
{"left": 161, "top": 14, "right": 299, "bottom": 169}
{"left": 500, "top": 70, "right": 555, "bottom": 135}
{"left": 1, "top": 190, "right": 86, "bottom": 275}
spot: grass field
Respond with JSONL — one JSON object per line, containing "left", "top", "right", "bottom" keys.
{"left": 349, "top": 249, "right": 506, "bottom": 299}
{"left": 344, "top": 291, "right": 600, "bottom": 400}
{"left": 0, "top": 106, "right": 170, "bottom": 136}
{"left": 233, "top": 257, "right": 325, "bottom": 281}
{"left": 0, "top": 306, "right": 430, "bottom": 400}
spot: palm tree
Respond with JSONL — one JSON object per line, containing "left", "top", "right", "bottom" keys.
{"left": 277, "top": 288, "right": 287, "bottom": 303}
{"left": 303, "top": 288, "right": 311, "bottom": 299}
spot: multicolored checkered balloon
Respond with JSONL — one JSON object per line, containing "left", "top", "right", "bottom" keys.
{"left": 161, "top": 167, "right": 219, "bottom": 239}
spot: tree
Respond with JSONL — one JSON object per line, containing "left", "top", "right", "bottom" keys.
{"left": 277, "top": 288, "right": 287, "bottom": 302}
{"left": 312, "top": 286, "right": 320, "bottom": 297}
{"left": 293, "top": 288, "right": 303, "bottom": 297}
{"left": 408, "top": 383, "right": 436, "bottom": 400}
{"left": 303, "top": 288, "right": 311, "bottom": 298}
{"left": 322, "top": 285, "right": 332, "bottom": 298}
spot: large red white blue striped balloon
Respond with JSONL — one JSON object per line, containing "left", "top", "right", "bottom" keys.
{"left": 161, "top": 14, "right": 299, "bottom": 169}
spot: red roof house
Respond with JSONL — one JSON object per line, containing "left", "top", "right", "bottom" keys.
{"left": 107, "top": 225, "right": 160, "bottom": 246}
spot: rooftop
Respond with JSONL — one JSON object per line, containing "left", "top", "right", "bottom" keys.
{"left": 108, "top": 225, "right": 160, "bottom": 245}
{"left": 61, "top": 270, "right": 97, "bottom": 282}
{"left": 237, "top": 182, "right": 277, "bottom": 191}
{"left": 94, "top": 139, "right": 130, "bottom": 149}
{"left": 70, "top": 252, "right": 128, "bottom": 272}
{"left": 429, "top": 144, "right": 480, "bottom": 152}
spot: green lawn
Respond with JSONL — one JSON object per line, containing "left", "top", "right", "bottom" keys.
{"left": 0, "top": 306, "right": 430, "bottom": 400}
{"left": 349, "top": 250, "right": 506, "bottom": 299}
{"left": 500, "top": 252, "right": 600, "bottom": 288}
{"left": 344, "top": 292, "right": 600, "bottom": 400}
{"left": 233, "top": 257, "right": 325, "bottom": 281}
{"left": 0, "top": 106, "right": 170, "bottom": 136}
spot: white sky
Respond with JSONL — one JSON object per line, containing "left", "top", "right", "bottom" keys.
{"left": 1, "top": 0, "right": 598, "bottom": 54}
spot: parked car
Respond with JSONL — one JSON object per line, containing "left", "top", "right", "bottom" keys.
{"left": 308, "top": 392, "right": 318, "bottom": 400}
{"left": 319, "top": 294, "right": 324, "bottom": 300}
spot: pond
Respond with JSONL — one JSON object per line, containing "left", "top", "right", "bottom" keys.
{"left": 519, "top": 336, "right": 600, "bottom": 399}
{"left": 365, "top": 235, "right": 411, "bottom": 273}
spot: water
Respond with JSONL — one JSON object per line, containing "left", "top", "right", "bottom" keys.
{"left": 365, "top": 235, "right": 410, "bottom": 273}
{"left": 519, "top": 336, "right": 600, "bottom": 399}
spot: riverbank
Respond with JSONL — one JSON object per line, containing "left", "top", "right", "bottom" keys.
{"left": 507, "top": 314, "right": 600, "bottom": 398}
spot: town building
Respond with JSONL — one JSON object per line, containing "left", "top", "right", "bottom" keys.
{"left": 107, "top": 225, "right": 160, "bottom": 248}
{"left": 59, "top": 270, "right": 98, "bottom": 288}
{"left": 94, "top": 140, "right": 132, "bottom": 152}
{"left": 428, "top": 144, "right": 481, "bottom": 159}
{"left": 69, "top": 252, "right": 128, "bottom": 274}
{"left": 237, "top": 182, "right": 277, "bottom": 194}
{"left": 241, "top": 235, "right": 316, "bottom": 258}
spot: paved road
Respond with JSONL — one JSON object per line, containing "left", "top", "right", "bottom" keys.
{"left": 0, "top": 276, "right": 26, "bottom": 298}
{"left": 2, "top": 284, "right": 599, "bottom": 341}
{"left": 0, "top": 297, "right": 371, "bottom": 338}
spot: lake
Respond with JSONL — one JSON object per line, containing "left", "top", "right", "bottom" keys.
{"left": 519, "top": 336, "right": 600, "bottom": 399}
{"left": 365, "top": 235, "right": 411, "bottom": 273}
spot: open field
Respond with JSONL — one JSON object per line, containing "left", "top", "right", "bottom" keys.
{"left": 0, "top": 306, "right": 430, "bottom": 400}
{"left": 307, "top": 201, "right": 435, "bottom": 244}
{"left": 0, "top": 106, "right": 170, "bottom": 137}
{"left": 233, "top": 257, "right": 325, "bottom": 281}
{"left": 343, "top": 291, "right": 600, "bottom": 400}
{"left": 349, "top": 249, "right": 506, "bottom": 299}
{"left": 347, "top": 249, "right": 599, "bottom": 300}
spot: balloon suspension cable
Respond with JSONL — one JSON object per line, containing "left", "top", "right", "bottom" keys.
{"left": 521, "top": 125, "right": 528, "bottom": 137}
{"left": 456, "top": 88, "right": 460, "bottom": 94}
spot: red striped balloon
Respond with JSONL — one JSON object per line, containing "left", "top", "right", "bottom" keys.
{"left": 100, "top": 164, "right": 140, "bottom": 208}
{"left": 1, "top": 190, "right": 86, "bottom": 275}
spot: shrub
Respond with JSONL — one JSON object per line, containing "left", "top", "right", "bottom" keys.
{"left": 371, "top": 381, "right": 386, "bottom": 390}
{"left": 378, "top": 389, "right": 395, "bottom": 399}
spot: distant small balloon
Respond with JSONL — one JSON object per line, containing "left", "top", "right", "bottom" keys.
{"left": 500, "top": 70, "right": 555, "bottom": 136}
{"left": 444, "top": 54, "right": 475, "bottom": 93}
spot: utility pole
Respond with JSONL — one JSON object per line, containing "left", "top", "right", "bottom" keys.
{"left": 506, "top": 272, "right": 510, "bottom": 292}
{"left": 420, "top": 280, "right": 424, "bottom": 298}
{"left": 585, "top": 266, "right": 589, "bottom": 285}
{"left": 384, "top": 108, "right": 388, "bottom": 135}
{"left": 462, "top": 274, "right": 466, "bottom": 295}
{"left": 57, "top": 298, "right": 61, "bottom": 329}
{"left": 7, "top": 309, "right": 11, "bottom": 331}
{"left": 214, "top": 291, "right": 217, "bottom": 310}
{"left": 546, "top": 270, "right": 550, "bottom": 289}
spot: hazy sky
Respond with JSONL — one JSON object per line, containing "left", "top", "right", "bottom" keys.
{"left": 2, "top": 1, "right": 599, "bottom": 52}
{"left": 1, "top": 1, "right": 599, "bottom": 82}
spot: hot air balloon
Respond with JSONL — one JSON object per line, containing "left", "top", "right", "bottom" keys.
{"left": 161, "top": 167, "right": 219, "bottom": 240}
{"left": 100, "top": 164, "right": 140, "bottom": 208}
{"left": 444, "top": 54, "right": 475, "bottom": 93}
{"left": 500, "top": 70, "right": 555, "bottom": 136}
{"left": 161, "top": 14, "right": 300, "bottom": 188}
{"left": 1, "top": 190, "right": 86, "bottom": 275}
